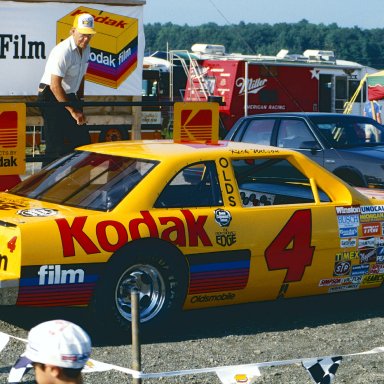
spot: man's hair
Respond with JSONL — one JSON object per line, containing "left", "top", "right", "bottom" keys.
{"left": 62, "top": 367, "right": 83, "bottom": 379}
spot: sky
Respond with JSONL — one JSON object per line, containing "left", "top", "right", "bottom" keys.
{"left": 143, "top": 0, "right": 383, "bottom": 29}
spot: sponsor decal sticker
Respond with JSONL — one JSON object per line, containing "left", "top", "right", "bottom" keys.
{"left": 17, "top": 264, "right": 100, "bottom": 306}
{"left": 328, "top": 283, "right": 360, "bottom": 293}
{"left": 358, "top": 237, "right": 376, "bottom": 249}
{"left": 340, "top": 238, "right": 357, "bottom": 248}
{"left": 376, "top": 237, "right": 384, "bottom": 247}
{"left": 215, "top": 229, "right": 237, "bottom": 247}
{"left": 337, "top": 214, "right": 359, "bottom": 229}
{"left": 190, "top": 292, "right": 236, "bottom": 303}
{"left": 361, "top": 273, "right": 384, "bottom": 285}
{"left": 335, "top": 206, "right": 361, "bottom": 215}
{"left": 359, "top": 248, "right": 377, "bottom": 263}
{"left": 360, "top": 205, "right": 384, "bottom": 223}
{"left": 369, "top": 263, "right": 384, "bottom": 275}
{"left": 333, "top": 260, "right": 351, "bottom": 276}
{"left": 362, "top": 222, "right": 381, "bottom": 236}
{"left": 214, "top": 208, "right": 232, "bottom": 227}
{"left": 17, "top": 208, "right": 58, "bottom": 217}
{"left": 319, "top": 276, "right": 362, "bottom": 287}
{"left": 335, "top": 251, "right": 359, "bottom": 261}
{"left": 335, "top": 206, "right": 360, "bottom": 235}
{"left": 319, "top": 277, "right": 343, "bottom": 287}
{"left": 351, "top": 264, "right": 370, "bottom": 276}
{"left": 339, "top": 227, "right": 358, "bottom": 238}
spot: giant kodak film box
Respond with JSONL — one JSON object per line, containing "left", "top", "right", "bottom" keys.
{"left": 57, "top": 6, "right": 138, "bottom": 89}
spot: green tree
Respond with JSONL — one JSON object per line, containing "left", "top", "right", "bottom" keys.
{"left": 144, "top": 21, "right": 384, "bottom": 68}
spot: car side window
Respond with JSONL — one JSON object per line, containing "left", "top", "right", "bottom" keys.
{"left": 154, "top": 161, "right": 223, "bottom": 208}
{"left": 232, "top": 158, "right": 331, "bottom": 206}
{"left": 277, "top": 119, "right": 315, "bottom": 149}
{"left": 241, "top": 119, "right": 274, "bottom": 145}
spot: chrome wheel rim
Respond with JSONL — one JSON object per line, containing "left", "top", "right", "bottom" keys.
{"left": 115, "top": 264, "right": 166, "bottom": 323}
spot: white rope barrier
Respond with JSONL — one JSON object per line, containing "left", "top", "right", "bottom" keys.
{"left": 2, "top": 331, "right": 384, "bottom": 384}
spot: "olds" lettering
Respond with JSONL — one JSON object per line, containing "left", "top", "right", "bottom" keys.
{"left": 56, "top": 210, "right": 212, "bottom": 257}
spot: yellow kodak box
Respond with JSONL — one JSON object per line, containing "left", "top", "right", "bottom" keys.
{"left": 57, "top": 6, "right": 139, "bottom": 88}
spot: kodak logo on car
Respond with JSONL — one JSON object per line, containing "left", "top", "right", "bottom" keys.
{"left": 56, "top": 210, "right": 213, "bottom": 257}
{"left": 57, "top": 7, "right": 138, "bottom": 88}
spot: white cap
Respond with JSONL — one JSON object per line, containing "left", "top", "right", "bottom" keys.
{"left": 24, "top": 320, "right": 91, "bottom": 369}
{"left": 73, "top": 13, "right": 96, "bottom": 35}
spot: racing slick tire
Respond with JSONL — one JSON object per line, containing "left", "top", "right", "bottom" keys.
{"left": 91, "top": 238, "right": 188, "bottom": 336}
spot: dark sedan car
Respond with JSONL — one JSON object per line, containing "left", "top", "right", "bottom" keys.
{"left": 225, "top": 112, "right": 384, "bottom": 188}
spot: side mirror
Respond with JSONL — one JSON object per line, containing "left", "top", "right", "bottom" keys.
{"left": 299, "top": 140, "right": 321, "bottom": 150}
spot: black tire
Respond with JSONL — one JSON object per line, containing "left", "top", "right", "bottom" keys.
{"left": 91, "top": 239, "right": 188, "bottom": 335}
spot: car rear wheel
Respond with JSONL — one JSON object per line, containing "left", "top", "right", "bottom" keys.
{"left": 92, "top": 240, "right": 188, "bottom": 335}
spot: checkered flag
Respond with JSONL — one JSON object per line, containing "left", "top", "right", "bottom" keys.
{"left": 302, "top": 356, "right": 342, "bottom": 384}
{"left": 8, "top": 354, "right": 33, "bottom": 383}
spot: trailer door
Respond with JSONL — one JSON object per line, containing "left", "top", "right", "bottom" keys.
{"left": 319, "top": 74, "right": 332, "bottom": 112}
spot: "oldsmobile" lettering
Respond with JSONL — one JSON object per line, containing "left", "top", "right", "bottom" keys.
{"left": 56, "top": 210, "right": 212, "bottom": 257}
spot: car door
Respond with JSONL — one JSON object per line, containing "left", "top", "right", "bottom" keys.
{"left": 216, "top": 154, "right": 342, "bottom": 303}
{"left": 275, "top": 118, "right": 325, "bottom": 167}
{"left": 153, "top": 160, "right": 255, "bottom": 310}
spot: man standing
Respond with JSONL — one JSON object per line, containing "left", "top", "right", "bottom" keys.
{"left": 38, "top": 13, "right": 96, "bottom": 165}
{"left": 363, "top": 100, "right": 382, "bottom": 123}
{"left": 363, "top": 100, "right": 382, "bottom": 142}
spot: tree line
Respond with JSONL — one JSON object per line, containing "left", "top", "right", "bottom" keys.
{"left": 144, "top": 20, "right": 384, "bottom": 69}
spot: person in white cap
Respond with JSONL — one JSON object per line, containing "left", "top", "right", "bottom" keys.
{"left": 17, "top": 319, "right": 92, "bottom": 383}
{"left": 37, "top": 13, "right": 96, "bottom": 166}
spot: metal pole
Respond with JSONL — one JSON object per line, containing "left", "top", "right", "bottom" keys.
{"left": 131, "top": 287, "right": 142, "bottom": 384}
{"left": 244, "top": 61, "right": 249, "bottom": 117}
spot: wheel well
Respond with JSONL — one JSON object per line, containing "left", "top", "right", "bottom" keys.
{"left": 113, "top": 237, "right": 187, "bottom": 264}
{"left": 100, "top": 237, "right": 189, "bottom": 291}
{"left": 333, "top": 167, "right": 367, "bottom": 187}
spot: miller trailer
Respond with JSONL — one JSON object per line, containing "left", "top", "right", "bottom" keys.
{"left": 181, "top": 44, "right": 375, "bottom": 132}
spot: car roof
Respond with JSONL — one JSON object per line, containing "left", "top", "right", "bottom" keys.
{"left": 77, "top": 139, "right": 289, "bottom": 161}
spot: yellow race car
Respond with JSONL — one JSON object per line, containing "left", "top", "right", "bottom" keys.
{"left": 0, "top": 140, "right": 383, "bottom": 332}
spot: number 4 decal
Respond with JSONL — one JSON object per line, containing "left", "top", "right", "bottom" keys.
{"left": 265, "top": 210, "right": 315, "bottom": 282}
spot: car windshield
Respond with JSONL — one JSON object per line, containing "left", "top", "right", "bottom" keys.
{"left": 309, "top": 116, "right": 384, "bottom": 148}
{"left": 10, "top": 151, "right": 158, "bottom": 211}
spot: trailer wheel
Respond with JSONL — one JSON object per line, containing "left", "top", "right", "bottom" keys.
{"left": 99, "top": 126, "right": 129, "bottom": 142}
